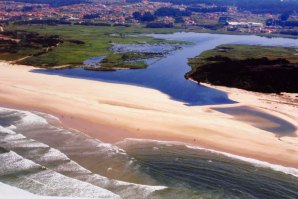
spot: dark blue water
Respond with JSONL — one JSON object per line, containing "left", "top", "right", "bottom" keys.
{"left": 32, "top": 33, "right": 298, "bottom": 106}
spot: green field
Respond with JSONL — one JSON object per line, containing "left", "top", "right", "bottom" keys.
{"left": 3, "top": 25, "right": 182, "bottom": 67}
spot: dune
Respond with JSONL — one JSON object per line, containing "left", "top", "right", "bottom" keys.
{"left": 0, "top": 61, "right": 297, "bottom": 168}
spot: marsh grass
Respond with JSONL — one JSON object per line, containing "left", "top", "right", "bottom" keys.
{"left": 3, "top": 25, "right": 181, "bottom": 67}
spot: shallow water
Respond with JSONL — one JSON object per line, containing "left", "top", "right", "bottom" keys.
{"left": 213, "top": 106, "right": 297, "bottom": 137}
{"left": 33, "top": 32, "right": 298, "bottom": 106}
{"left": 0, "top": 107, "right": 298, "bottom": 199}
{"left": 83, "top": 56, "right": 105, "bottom": 66}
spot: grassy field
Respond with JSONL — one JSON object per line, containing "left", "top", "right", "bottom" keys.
{"left": 3, "top": 25, "right": 182, "bottom": 67}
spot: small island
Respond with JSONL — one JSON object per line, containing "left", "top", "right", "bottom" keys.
{"left": 187, "top": 44, "right": 298, "bottom": 93}
{"left": 84, "top": 52, "right": 161, "bottom": 71}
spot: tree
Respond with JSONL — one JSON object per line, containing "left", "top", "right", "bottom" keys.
{"left": 279, "top": 12, "right": 291, "bottom": 21}
{"left": 175, "top": 17, "right": 184, "bottom": 23}
{"left": 141, "top": 12, "right": 155, "bottom": 22}
{"left": 155, "top": 7, "right": 191, "bottom": 17}
{"left": 132, "top": 12, "right": 142, "bottom": 20}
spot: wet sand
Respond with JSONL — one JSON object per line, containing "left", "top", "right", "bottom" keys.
{"left": 213, "top": 106, "right": 297, "bottom": 137}
{"left": 0, "top": 62, "right": 298, "bottom": 168}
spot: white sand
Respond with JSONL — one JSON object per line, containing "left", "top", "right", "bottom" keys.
{"left": 0, "top": 61, "right": 297, "bottom": 168}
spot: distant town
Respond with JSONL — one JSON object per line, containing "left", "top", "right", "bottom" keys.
{"left": 0, "top": 0, "right": 298, "bottom": 36}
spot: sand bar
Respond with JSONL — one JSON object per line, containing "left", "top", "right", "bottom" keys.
{"left": 0, "top": 61, "right": 298, "bottom": 168}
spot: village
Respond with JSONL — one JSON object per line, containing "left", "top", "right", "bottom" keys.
{"left": 0, "top": 0, "right": 297, "bottom": 36}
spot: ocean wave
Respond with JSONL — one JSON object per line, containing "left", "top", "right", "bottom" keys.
{"left": 0, "top": 150, "right": 120, "bottom": 198}
{"left": 0, "top": 151, "right": 40, "bottom": 176}
{"left": 0, "top": 107, "right": 48, "bottom": 128}
{"left": 1, "top": 133, "right": 26, "bottom": 141}
{"left": 0, "top": 182, "right": 114, "bottom": 199}
{"left": 0, "top": 125, "right": 16, "bottom": 134}
{"left": 0, "top": 133, "right": 166, "bottom": 198}
{"left": 0, "top": 107, "right": 167, "bottom": 198}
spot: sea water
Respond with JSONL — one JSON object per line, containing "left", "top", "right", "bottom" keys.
{"left": 0, "top": 107, "right": 297, "bottom": 199}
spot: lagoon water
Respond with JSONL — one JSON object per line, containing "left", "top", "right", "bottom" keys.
{"left": 2, "top": 33, "right": 298, "bottom": 198}
{"left": 35, "top": 32, "right": 298, "bottom": 106}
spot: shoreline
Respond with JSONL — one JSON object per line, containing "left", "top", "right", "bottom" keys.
{"left": 120, "top": 138, "right": 298, "bottom": 178}
{"left": 0, "top": 61, "right": 298, "bottom": 168}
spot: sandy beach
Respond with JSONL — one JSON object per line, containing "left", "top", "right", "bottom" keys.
{"left": 0, "top": 61, "right": 298, "bottom": 168}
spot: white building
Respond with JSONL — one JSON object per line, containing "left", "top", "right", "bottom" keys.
{"left": 227, "top": 21, "right": 263, "bottom": 28}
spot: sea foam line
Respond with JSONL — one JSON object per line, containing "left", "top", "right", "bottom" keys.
{"left": 122, "top": 138, "right": 298, "bottom": 178}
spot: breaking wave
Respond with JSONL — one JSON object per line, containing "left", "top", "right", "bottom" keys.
{"left": 0, "top": 107, "right": 166, "bottom": 199}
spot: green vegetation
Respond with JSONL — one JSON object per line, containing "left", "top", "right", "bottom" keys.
{"left": 187, "top": 44, "right": 298, "bottom": 93}
{"left": 0, "top": 30, "right": 62, "bottom": 62}
{"left": 0, "top": 24, "right": 295, "bottom": 68}
{"left": 2, "top": 25, "right": 181, "bottom": 67}
{"left": 86, "top": 52, "right": 161, "bottom": 71}
{"left": 0, "top": 52, "right": 25, "bottom": 61}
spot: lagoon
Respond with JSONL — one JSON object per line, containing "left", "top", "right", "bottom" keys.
{"left": 35, "top": 32, "right": 298, "bottom": 106}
